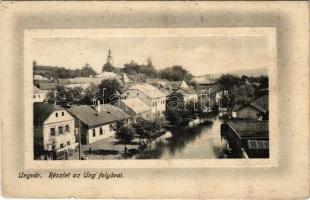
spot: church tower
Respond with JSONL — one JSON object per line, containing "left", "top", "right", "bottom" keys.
{"left": 106, "top": 48, "right": 113, "bottom": 65}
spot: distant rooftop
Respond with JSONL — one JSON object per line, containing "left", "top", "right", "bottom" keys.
{"left": 120, "top": 98, "right": 151, "bottom": 116}
{"left": 35, "top": 82, "right": 57, "bottom": 90}
{"left": 233, "top": 94, "right": 269, "bottom": 113}
{"left": 129, "top": 83, "right": 166, "bottom": 99}
{"left": 68, "top": 104, "right": 131, "bottom": 128}
{"left": 191, "top": 75, "right": 216, "bottom": 85}
{"left": 250, "top": 94, "right": 268, "bottom": 113}
{"left": 96, "top": 71, "right": 119, "bottom": 79}
{"left": 33, "top": 85, "right": 46, "bottom": 94}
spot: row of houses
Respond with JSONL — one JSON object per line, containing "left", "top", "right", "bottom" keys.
{"left": 221, "top": 93, "right": 269, "bottom": 158}
{"left": 33, "top": 72, "right": 226, "bottom": 160}
{"left": 33, "top": 82, "right": 167, "bottom": 160}
{"left": 33, "top": 101, "right": 133, "bottom": 160}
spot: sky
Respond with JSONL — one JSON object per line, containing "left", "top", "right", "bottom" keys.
{"left": 31, "top": 35, "right": 273, "bottom": 76}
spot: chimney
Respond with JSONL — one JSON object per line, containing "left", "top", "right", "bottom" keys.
{"left": 96, "top": 100, "right": 101, "bottom": 112}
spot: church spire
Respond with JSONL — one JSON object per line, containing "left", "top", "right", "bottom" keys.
{"left": 107, "top": 48, "right": 113, "bottom": 64}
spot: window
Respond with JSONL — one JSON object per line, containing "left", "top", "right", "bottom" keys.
{"left": 58, "top": 126, "right": 63, "bottom": 134}
{"left": 50, "top": 128, "right": 56, "bottom": 136}
{"left": 38, "top": 94, "right": 40, "bottom": 98}
{"left": 33, "top": 95, "right": 36, "bottom": 99}
{"left": 67, "top": 141, "right": 70, "bottom": 146}
{"left": 60, "top": 143, "right": 64, "bottom": 148}
{"left": 137, "top": 92, "right": 139, "bottom": 96}
{"left": 109, "top": 124, "right": 113, "bottom": 131}
{"left": 65, "top": 125, "right": 70, "bottom": 132}
{"left": 100, "top": 127, "right": 103, "bottom": 135}
{"left": 55, "top": 113, "right": 58, "bottom": 117}
{"left": 62, "top": 112, "right": 64, "bottom": 116}
{"left": 92, "top": 129, "right": 96, "bottom": 137}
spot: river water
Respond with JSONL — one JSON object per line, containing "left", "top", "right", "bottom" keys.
{"left": 136, "top": 116, "right": 227, "bottom": 159}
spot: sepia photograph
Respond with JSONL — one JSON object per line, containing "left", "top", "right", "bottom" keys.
{"left": 31, "top": 28, "right": 272, "bottom": 160}
{"left": 1, "top": 1, "right": 309, "bottom": 199}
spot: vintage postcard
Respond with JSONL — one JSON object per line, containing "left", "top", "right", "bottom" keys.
{"left": 25, "top": 28, "right": 277, "bottom": 168}
{"left": 1, "top": 1, "right": 309, "bottom": 199}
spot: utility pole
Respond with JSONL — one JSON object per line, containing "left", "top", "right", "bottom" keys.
{"left": 208, "top": 88, "right": 211, "bottom": 108}
{"left": 78, "top": 119, "right": 81, "bottom": 160}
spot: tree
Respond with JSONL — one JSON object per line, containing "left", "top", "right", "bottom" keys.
{"left": 159, "top": 65, "right": 193, "bottom": 82}
{"left": 98, "top": 79, "right": 122, "bottom": 104}
{"left": 46, "top": 85, "right": 67, "bottom": 104}
{"left": 166, "top": 95, "right": 204, "bottom": 127}
{"left": 102, "top": 62, "right": 116, "bottom": 72}
{"left": 123, "top": 59, "right": 158, "bottom": 78}
{"left": 132, "top": 117, "right": 148, "bottom": 144}
{"left": 114, "top": 121, "right": 134, "bottom": 157}
{"left": 66, "top": 86, "right": 83, "bottom": 104}
{"left": 259, "top": 75, "right": 268, "bottom": 89}
{"left": 81, "top": 83, "right": 100, "bottom": 105}
{"left": 217, "top": 74, "right": 243, "bottom": 90}
{"left": 79, "top": 63, "right": 97, "bottom": 77}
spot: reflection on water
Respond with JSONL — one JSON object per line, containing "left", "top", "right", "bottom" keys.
{"left": 136, "top": 116, "right": 227, "bottom": 159}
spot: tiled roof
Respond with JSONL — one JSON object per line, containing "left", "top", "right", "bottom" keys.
{"left": 233, "top": 94, "right": 269, "bottom": 113}
{"left": 129, "top": 83, "right": 166, "bottom": 99}
{"left": 96, "top": 71, "right": 119, "bottom": 79}
{"left": 171, "top": 87, "right": 197, "bottom": 95}
{"left": 250, "top": 95, "right": 268, "bottom": 113}
{"left": 68, "top": 77, "right": 103, "bottom": 85}
{"left": 68, "top": 104, "right": 131, "bottom": 128}
{"left": 120, "top": 98, "right": 151, "bottom": 116}
{"left": 33, "top": 102, "right": 64, "bottom": 123}
{"left": 191, "top": 75, "right": 216, "bottom": 85}
{"left": 227, "top": 120, "right": 269, "bottom": 138}
{"left": 36, "top": 82, "right": 57, "bottom": 90}
{"left": 33, "top": 85, "right": 46, "bottom": 94}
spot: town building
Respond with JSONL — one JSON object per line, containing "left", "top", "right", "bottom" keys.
{"left": 119, "top": 98, "right": 152, "bottom": 120}
{"left": 33, "top": 74, "right": 49, "bottom": 81}
{"left": 121, "top": 73, "right": 134, "bottom": 88}
{"left": 68, "top": 103, "right": 131, "bottom": 145}
{"left": 232, "top": 94, "right": 269, "bottom": 120}
{"left": 65, "top": 83, "right": 91, "bottom": 90}
{"left": 168, "top": 88, "right": 198, "bottom": 103}
{"left": 33, "top": 85, "right": 47, "bottom": 102}
{"left": 121, "top": 83, "right": 166, "bottom": 115}
{"left": 34, "top": 81, "right": 58, "bottom": 91}
{"left": 33, "top": 102, "right": 78, "bottom": 160}
{"left": 96, "top": 71, "right": 120, "bottom": 79}
{"left": 221, "top": 120, "right": 269, "bottom": 158}
{"left": 191, "top": 74, "right": 217, "bottom": 87}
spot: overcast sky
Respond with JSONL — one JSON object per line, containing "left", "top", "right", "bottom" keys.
{"left": 31, "top": 35, "right": 273, "bottom": 76}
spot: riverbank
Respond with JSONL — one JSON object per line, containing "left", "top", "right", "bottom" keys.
{"left": 133, "top": 116, "right": 227, "bottom": 159}
{"left": 68, "top": 114, "right": 226, "bottom": 160}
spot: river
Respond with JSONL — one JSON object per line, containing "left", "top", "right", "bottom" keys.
{"left": 135, "top": 116, "right": 227, "bottom": 159}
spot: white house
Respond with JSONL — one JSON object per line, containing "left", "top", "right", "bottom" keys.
{"left": 121, "top": 83, "right": 166, "bottom": 115}
{"left": 168, "top": 87, "right": 198, "bottom": 103}
{"left": 34, "top": 74, "right": 49, "bottom": 80}
{"left": 33, "top": 102, "right": 78, "bottom": 160}
{"left": 33, "top": 85, "right": 47, "bottom": 102}
{"left": 119, "top": 98, "right": 152, "bottom": 120}
{"left": 68, "top": 103, "right": 131, "bottom": 145}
